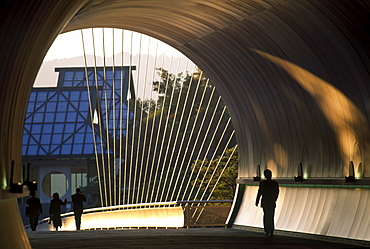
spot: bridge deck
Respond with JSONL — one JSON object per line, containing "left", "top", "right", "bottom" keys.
{"left": 27, "top": 228, "right": 365, "bottom": 249}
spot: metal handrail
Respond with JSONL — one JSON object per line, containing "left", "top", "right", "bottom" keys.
{"left": 26, "top": 201, "right": 179, "bottom": 229}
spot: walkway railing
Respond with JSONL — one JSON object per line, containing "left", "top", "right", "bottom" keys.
{"left": 177, "top": 200, "right": 233, "bottom": 228}
{"left": 25, "top": 200, "right": 232, "bottom": 231}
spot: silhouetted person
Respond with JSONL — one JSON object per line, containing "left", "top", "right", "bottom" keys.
{"left": 255, "top": 169, "right": 279, "bottom": 236}
{"left": 26, "top": 190, "right": 42, "bottom": 231}
{"left": 71, "top": 187, "right": 87, "bottom": 230}
{"left": 49, "top": 192, "right": 67, "bottom": 231}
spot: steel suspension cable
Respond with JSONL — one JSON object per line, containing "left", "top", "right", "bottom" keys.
{"left": 132, "top": 34, "right": 144, "bottom": 204}
{"left": 156, "top": 70, "right": 201, "bottom": 202}
{"left": 179, "top": 103, "right": 226, "bottom": 201}
{"left": 172, "top": 91, "right": 220, "bottom": 201}
{"left": 101, "top": 28, "right": 113, "bottom": 207}
{"left": 127, "top": 31, "right": 134, "bottom": 204}
{"left": 185, "top": 107, "right": 229, "bottom": 200}
{"left": 159, "top": 59, "right": 191, "bottom": 202}
{"left": 205, "top": 144, "right": 238, "bottom": 201}
{"left": 154, "top": 57, "right": 184, "bottom": 202}
{"left": 92, "top": 28, "right": 108, "bottom": 207}
{"left": 197, "top": 130, "right": 236, "bottom": 202}
{"left": 168, "top": 71, "right": 207, "bottom": 201}
{"left": 189, "top": 121, "right": 234, "bottom": 200}
{"left": 194, "top": 142, "right": 237, "bottom": 222}
{"left": 136, "top": 37, "right": 153, "bottom": 204}
{"left": 163, "top": 76, "right": 209, "bottom": 201}
{"left": 144, "top": 41, "right": 167, "bottom": 204}
{"left": 81, "top": 29, "right": 104, "bottom": 207}
{"left": 119, "top": 29, "right": 126, "bottom": 205}
{"left": 148, "top": 50, "right": 175, "bottom": 203}
{"left": 111, "top": 28, "right": 117, "bottom": 206}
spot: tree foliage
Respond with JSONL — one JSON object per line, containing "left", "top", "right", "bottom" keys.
{"left": 190, "top": 146, "right": 238, "bottom": 201}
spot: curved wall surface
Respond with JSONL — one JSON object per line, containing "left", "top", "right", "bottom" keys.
{"left": 0, "top": 0, "right": 369, "bottom": 247}
{"left": 233, "top": 185, "right": 370, "bottom": 241}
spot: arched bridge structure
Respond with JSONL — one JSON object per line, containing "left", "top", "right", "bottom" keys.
{"left": 0, "top": 1, "right": 369, "bottom": 248}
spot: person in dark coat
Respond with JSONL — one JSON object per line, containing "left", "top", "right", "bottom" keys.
{"left": 255, "top": 169, "right": 279, "bottom": 236}
{"left": 49, "top": 192, "right": 67, "bottom": 231}
{"left": 71, "top": 187, "right": 87, "bottom": 230}
{"left": 26, "top": 190, "right": 42, "bottom": 231}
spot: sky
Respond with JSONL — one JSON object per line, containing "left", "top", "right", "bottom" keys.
{"left": 35, "top": 28, "right": 197, "bottom": 99}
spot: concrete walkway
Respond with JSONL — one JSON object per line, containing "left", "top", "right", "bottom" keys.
{"left": 27, "top": 228, "right": 366, "bottom": 249}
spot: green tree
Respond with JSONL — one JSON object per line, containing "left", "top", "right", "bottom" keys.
{"left": 190, "top": 146, "right": 238, "bottom": 201}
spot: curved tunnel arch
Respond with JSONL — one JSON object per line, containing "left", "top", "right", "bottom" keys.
{"left": 0, "top": 1, "right": 369, "bottom": 247}
{"left": 62, "top": 0, "right": 370, "bottom": 178}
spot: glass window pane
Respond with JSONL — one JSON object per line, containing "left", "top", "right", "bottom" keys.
{"left": 51, "top": 146, "right": 61, "bottom": 155}
{"left": 57, "top": 101, "right": 67, "bottom": 111}
{"left": 72, "top": 144, "right": 83, "bottom": 154}
{"left": 46, "top": 102, "right": 56, "bottom": 112}
{"left": 24, "top": 124, "right": 31, "bottom": 132}
{"left": 22, "top": 146, "right": 28, "bottom": 155}
{"left": 31, "top": 124, "right": 42, "bottom": 133}
{"left": 29, "top": 138, "right": 37, "bottom": 145}
{"left": 37, "top": 92, "right": 47, "bottom": 101}
{"left": 44, "top": 113, "right": 55, "bottom": 122}
{"left": 84, "top": 134, "right": 93, "bottom": 143}
{"left": 55, "top": 112, "right": 66, "bottom": 122}
{"left": 68, "top": 104, "right": 76, "bottom": 112}
{"left": 75, "top": 71, "right": 84, "bottom": 80}
{"left": 70, "top": 92, "right": 80, "bottom": 100}
{"left": 74, "top": 133, "right": 85, "bottom": 142}
{"left": 66, "top": 112, "right": 77, "bottom": 122}
{"left": 65, "top": 123, "right": 75, "bottom": 133}
{"left": 79, "top": 101, "right": 89, "bottom": 110}
{"left": 29, "top": 92, "right": 37, "bottom": 101}
{"left": 41, "top": 144, "right": 50, "bottom": 152}
{"left": 115, "top": 69, "right": 123, "bottom": 79}
{"left": 43, "top": 124, "right": 53, "bottom": 133}
{"left": 65, "top": 71, "right": 74, "bottom": 80}
{"left": 61, "top": 144, "right": 72, "bottom": 154}
{"left": 63, "top": 80, "right": 73, "bottom": 87}
{"left": 31, "top": 134, "right": 40, "bottom": 142}
{"left": 71, "top": 101, "right": 79, "bottom": 108}
{"left": 22, "top": 135, "right": 29, "bottom": 144}
{"left": 63, "top": 134, "right": 72, "bottom": 142}
{"left": 28, "top": 145, "right": 38, "bottom": 155}
{"left": 33, "top": 113, "right": 44, "bottom": 123}
{"left": 52, "top": 134, "right": 62, "bottom": 144}
{"left": 83, "top": 144, "right": 94, "bottom": 154}
{"left": 48, "top": 92, "right": 57, "bottom": 101}
{"left": 38, "top": 147, "right": 47, "bottom": 155}
{"left": 41, "top": 134, "right": 51, "bottom": 144}
{"left": 106, "top": 70, "right": 113, "bottom": 79}
{"left": 80, "top": 92, "right": 89, "bottom": 101}
{"left": 54, "top": 124, "right": 64, "bottom": 133}
{"left": 77, "top": 112, "right": 88, "bottom": 122}
{"left": 27, "top": 102, "right": 35, "bottom": 112}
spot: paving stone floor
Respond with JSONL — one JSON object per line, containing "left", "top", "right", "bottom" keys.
{"left": 27, "top": 228, "right": 367, "bottom": 249}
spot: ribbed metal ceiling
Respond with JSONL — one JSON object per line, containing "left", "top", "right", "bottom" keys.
{"left": 0, "top": 0, "right": 369, "bottom": 186}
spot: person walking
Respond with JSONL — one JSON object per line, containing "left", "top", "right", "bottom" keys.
{"left": 71, "top": 187, "right": 87, "bottom": 230}
{"left": 26, "top": 190, "right": 42, "bottom": 231}
{"left": 255, "top": 169, "right": 279, "bottom": 236}
{"left": 49, "top": 192, "right": 67, "bottom": 231}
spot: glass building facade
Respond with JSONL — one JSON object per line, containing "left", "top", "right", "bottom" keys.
{"left": 22, "top": 66, "right": 135, "bottom": 204}
{"left": 23, "top": 66, "right": 135, "bottom": 158}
